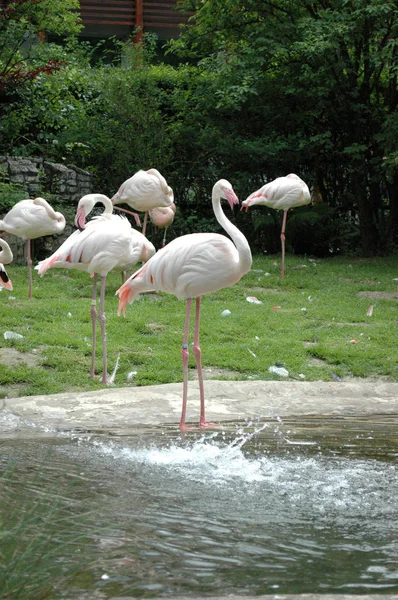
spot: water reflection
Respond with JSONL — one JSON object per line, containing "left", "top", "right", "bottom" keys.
{"left": 1, "top": 413, "right": 398, "bottom": 598}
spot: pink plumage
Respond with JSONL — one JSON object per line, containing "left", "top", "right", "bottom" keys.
{"left": 0, "top": 197, "right": 66, "bottom": 298}
{"left": 0, "top": 239, "right": 13, "bottom": 291}
{"left": 37, "top": 194, "right": 155, "bottom": 383}
{"left": 117, "top": 179, "right": 252, "bottom": 431}
{"left": 242, "top": 173, "right": 311, "bottom": 278}
{"left": 149, "top": 202, "right": 176, "bottom": 247}
{"left": 111, "top": 168, "right": 174, "bottom": 235}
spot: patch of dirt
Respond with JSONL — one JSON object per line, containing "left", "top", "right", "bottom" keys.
{"left": 357, "top": 291, "right": 398, "bottom": 300}
{"left": 307, "top": 357, "right": 328, "bottom": 367}
{"left": 0, "top": 383, "right": 27, "bottom": 399}
{"left": 190, "top": 366, "right": 241, "bottom": 380}
{"left": 0, "top": 347, "right": 42, "bottom": 367}
{"left": 147, "top": 322, "right": 167, "bottom": 332}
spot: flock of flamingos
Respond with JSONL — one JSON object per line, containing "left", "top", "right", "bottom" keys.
{"left": 0, "top": 169, "right": 311, "bottom": 430}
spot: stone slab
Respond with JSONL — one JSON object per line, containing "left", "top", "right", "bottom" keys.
{"left": 2, "top": 380, "right": 398, "bottom": 431}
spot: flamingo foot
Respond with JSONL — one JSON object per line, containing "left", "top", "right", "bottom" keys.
{"left": 200, "top": 420, "right": 220, "bottom": 429}
{"left": 179, "top": 423, "right": 197, "bottom": 432}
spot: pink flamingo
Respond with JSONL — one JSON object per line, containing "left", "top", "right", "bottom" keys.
{"left": 0, "top": 197, "right": 66, "bottom": 298}
{"left": 0, "top": 239, "right": 13, "bottom": 291}
{"left": 117, "top": 179, "right": 252, "bottom": 431}
{"left": 149, "top": 202, "right": 176, "bottom": 247}
{"left": 111, "top": 168, "right": 174, "bottom": 236}
{"left": 36, "top": 194, "right": 155, "bottom": 384}
{"left": 242, "top": 173, "right": 311, "bottom": 278}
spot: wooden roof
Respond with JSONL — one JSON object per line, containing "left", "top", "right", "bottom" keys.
{"left": 79, "top": 0, "right": 190, "bottom": 40}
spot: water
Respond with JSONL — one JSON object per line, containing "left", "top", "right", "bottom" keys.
{"left": 1, "top": 412, "right": 398, "bottom": 598}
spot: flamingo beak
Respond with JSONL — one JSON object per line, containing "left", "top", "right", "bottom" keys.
{"left": 224, "top": 188, "right": 240, "bottom": 211}
{"left": 74, "top": 209, "right": 86, "bottom": 231}
{"left": 0, "top": 267, "right": 12, "bottom": 290}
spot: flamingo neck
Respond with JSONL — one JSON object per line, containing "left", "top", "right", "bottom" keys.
{"left": 0, "top": 240, "right": 13, "bottom": 265}
{"left": 100, "top": 197, "right": 114, "bottom": 217}
{"left": 212, "top": 189, "right": 252, "bottom": 274}
{"left": 34, "top": 198, "right": 63, "bottom": 222}
{"left": 87, "top": 195, "right": 114, "bottom": 219}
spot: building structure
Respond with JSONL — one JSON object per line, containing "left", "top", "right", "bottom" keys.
{"left": 79, "top": 0, "right": 190, "bottom": 42}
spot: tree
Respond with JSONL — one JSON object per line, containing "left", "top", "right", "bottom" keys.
{"left": 171, "top": 0, "right": 398, "bottom": 255}
{"left": 0, "top": 0, "right": 82, "bottom": 98}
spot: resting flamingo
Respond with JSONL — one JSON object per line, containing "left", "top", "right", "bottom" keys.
{"left": 111, "top": 168, "right": 174, "bottom": 236}
{"left": 117, "top": 179, "right": 252, "bottom": 431}
{"left": 149, "top": 202, "right": 176, "bottom": 247}
{"left": 242, "top": 173, "right": 311, "bottom": 278}
{"left": 36, "top": 194, "right": 155, "bottom": 384}
{"left": 0, "top": 239, "right": 13, "bottom": 291}
{"left": 0, "top": 197, "right": 66, "bottom": 298}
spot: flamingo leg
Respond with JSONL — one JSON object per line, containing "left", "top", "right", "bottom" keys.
{"left": 179, "top": 298, "right": 193, "bottom": 431}
{"left": 193, "top": 297, "right": 218, "bottom": 428}
{"left": 89, "top": 274, "right": 98, "bottom": 378}
{"left": 142, "top": 212, "right": 148, "bottom": 237}
{"left": 98, "top": 275, "right": 108, "bottom": 384}
{"left": 113, "top": 206, "right": 141, "bottom": 228}
{"left": 280, "top": 210, "right": 288, "bottom": 279}
{"left": 162, "top": 227, "right": 168, "bottom": 248}
{"left": 26, "top": 239, "right": 33, "bottom": 299}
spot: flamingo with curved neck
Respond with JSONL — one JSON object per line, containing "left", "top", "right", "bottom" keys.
{"left": 242, "top": 173, "right": 311, "bottom": 278}
{"left": 117, "top": 179, "right": 252, "bottom": 431}
{"left": 111, "top": 168, "right": 174, "bottom": 235}
{"left": 74, "top": 194, "right": 114, "bottom": 230}
{"left": 0, "top": 239, "right": 13, "bottom": 290}
{"left": 149, "top": 202, "right": 176, "bottom": 247}
{"left": 37, "top": 193, "right": 155, "bottom": 384}
{"left": 0, "top": 197, "right": 66, "bottom": 298}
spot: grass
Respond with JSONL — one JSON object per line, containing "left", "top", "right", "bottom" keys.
{"left": 1, "top": 252, "right": 398, "bottom": 398}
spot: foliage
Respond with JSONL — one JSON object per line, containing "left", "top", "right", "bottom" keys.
{"left": 1, "top": 1, "right": 398, "bottom": 256}
{"left": 0, "top": 0, "right": 81, "bottom": 96}
{"left": 170, "top": 0, "right": 398, "bottom": 256}
{"left": 0, "top": 181, "right": 27, "bottom": 213}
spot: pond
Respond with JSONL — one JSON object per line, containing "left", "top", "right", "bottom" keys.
{"left": 1, "top": 411, "right": 398, "bottom": 598}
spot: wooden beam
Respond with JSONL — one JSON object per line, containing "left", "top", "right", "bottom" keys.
{"left": 135, "top": 0, "right": 143, "bottom": 42}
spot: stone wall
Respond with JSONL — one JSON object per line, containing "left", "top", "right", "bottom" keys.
{"left": 0, "top": 156, "right": 92, "bottom": 263}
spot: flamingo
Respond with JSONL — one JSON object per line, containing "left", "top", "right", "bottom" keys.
{"left": 0, "top": 239, "right": 13, "bottom": 291}
{"left": 149, "top": 202, "right": 176, "bottom": 247}
{"left": 242, "top": 173, "right": 311, "bottom": 278}
{"left": 36, "top": 194, "right": 155, "bottom": 384}
{"left": 111, "top": 168, "right": 174, "bottom": 236}
{"left": 117, "top": 179, "right": 252, "bottom": 431}
{"left": 0, "top": 197, "right": 66, "bottom": 298}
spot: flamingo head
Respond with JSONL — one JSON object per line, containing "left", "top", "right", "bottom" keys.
{"left": 74, "top": 207, "right": 87, "bottom": 231}
{"left": 218, "top": 180, "right": 239, "bottom": 211}
{"left": 241, "top": 189, "right": 266, "bottom": 212}
{"left": 0, "top": 265, "right": 12, "bottom": 291}
{"left": 74, "top": 194, "right": 112, "bottom": 230}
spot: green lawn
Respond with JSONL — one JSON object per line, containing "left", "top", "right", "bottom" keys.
{"left": 1, "top": 253, "right": 397, "bottom": 398}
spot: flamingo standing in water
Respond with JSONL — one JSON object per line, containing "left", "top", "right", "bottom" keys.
{"left": 117, "top": 179, "right": 252, "bottom": 431}
{"left": 111, "top": 169, "right": 174, "bottom": 236}
{"left": 242, "top": 173, "right": 311, "bottom": 278}
{"left": 36, "top": 194, "right": 155, "bottom": 384}
{"left": 0, "top": 197, "right": 66, "bottom": 298}
{"left": 149, "top": 202, "right": 176, "bottom": 247}
{"left": 0, "top": 239, "right": 13, "bottom": 291}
